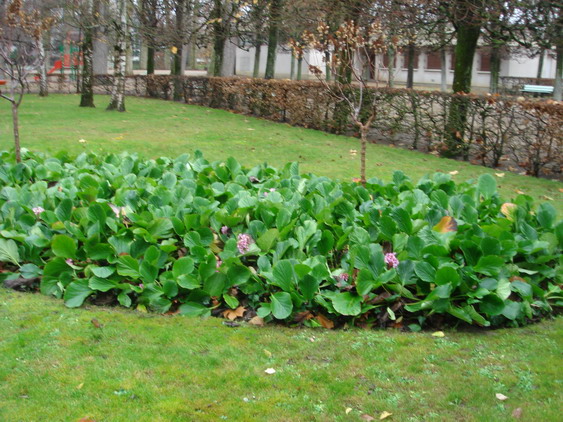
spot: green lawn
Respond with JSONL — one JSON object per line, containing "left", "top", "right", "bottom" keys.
{"left": 1, "top": 289, "right": 562, "bottom": 422}
{"left": 0, "top": 94, "right": 561, "bottom": 213}
{"left": 0, "top": 94, "right": 562, "bottom": 421}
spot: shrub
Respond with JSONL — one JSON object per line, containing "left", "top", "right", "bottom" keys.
{"left": 0, "top": 151, "right": 560, "bottom": 329}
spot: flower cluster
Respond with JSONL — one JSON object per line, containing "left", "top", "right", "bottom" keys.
{"left": 237, "top": 233, "right": 254, "bottom": 254}
{"left": 384, "top": 252, "right": 399, "bottom": 268}
{"left": 32, "top": 206, "right": 44, "bottom": 216}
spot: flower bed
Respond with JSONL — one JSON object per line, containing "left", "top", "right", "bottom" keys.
{"left": 0, "top": 151, "right": 560, "bottom": 329}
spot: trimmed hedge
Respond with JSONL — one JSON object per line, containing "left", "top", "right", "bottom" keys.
{"left": 1, "top": 151, "right": 561, "bottom": 329}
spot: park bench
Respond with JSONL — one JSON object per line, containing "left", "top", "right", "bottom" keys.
{"left": 520, "top": 84, "right": 554, "bottom": 95}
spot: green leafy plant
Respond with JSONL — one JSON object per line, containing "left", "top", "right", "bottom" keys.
{"left": 0, "top": 150, "right": 560, "bottom": 329}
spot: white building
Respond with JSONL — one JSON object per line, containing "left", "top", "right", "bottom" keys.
{"left": 236, "top": 45, "right": 558, "bottom": 91}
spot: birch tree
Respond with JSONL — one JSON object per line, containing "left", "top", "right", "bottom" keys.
{"left": 107, "top": 0, "right": 127, "bottom": 111}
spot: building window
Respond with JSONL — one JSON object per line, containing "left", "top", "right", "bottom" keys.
{"left": 401, "top": 50, "right": 419, "bottom": 69}
{"left": 381, "top": 53, "right": 398, "bottom": 69}
{"left": 479, "top": 51, "right": 491, "bottom": 72}
{"left": 426, "top": 51, "right": 441, "bottom": 70}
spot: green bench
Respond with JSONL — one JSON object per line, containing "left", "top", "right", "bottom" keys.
{"left": 520, "top": 84, "right": 554, "bottom": 95}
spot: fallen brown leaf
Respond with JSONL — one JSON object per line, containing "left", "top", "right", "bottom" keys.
{"left": 315, "top": 314, "right": 335, "bottom": 329}
{"left": 361, "top": 415, "right": 375, "bottom": 421}
{"left": 496, "top": 393, "right": 509, "bottom": 401}
{"left": 248, "top": 316, "right": 265, "bottom": 326}
{"left": 90, "top": 319, "right": 103, "bottom": 329}
{"left": 433, "top": 216, "right": 458, "bottom": 233}
{"left": 222, "top": 306, "right": 246, "bottom": 321}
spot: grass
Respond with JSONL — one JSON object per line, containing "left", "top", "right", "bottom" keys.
{"left": 1, "top": 289, "right": 562, "bottom": 421}
{"left": 0, "top": 94, "right": 562, "bottom": 420}
{"left": 0, "top": 94, "right": 561, "bottom": 213}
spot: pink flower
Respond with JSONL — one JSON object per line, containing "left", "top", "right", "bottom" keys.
{"left": 221, "top": 226, "right": 229, "bottom": 235}
{"left": 338, "top": 273, "right": 349, "bottom": 282}
{"left": 269, "top": 188, "right": 276, "bottom": 192}
{"left": 32, "top": 206, "right": 45, "bottom": 216}
{"left": 237, "top": 233, "right": 254, "bottom": 254}
{"left": 384, "top": 252, "right": 399, "bottom": 268}
{"left": 216, "top": 258, "right": 222, "bottom": 272}
{"left": 65, "top": 258, "right": 74, "bottom": 266}
{"left": 139, "top": 283, "right": 144, "bottom": 290}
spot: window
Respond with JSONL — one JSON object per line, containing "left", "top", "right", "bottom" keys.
{"left": 426, "top": 51, "right": 441, "bottom": 70}
{"left": 381, "top": 53, "right": 397, "bottom": 69}
{"left": 401, "top": 50, "right": 419, "bottom": 69}
{"left": 479, "top": 51, "right": 491, "bottom": 72}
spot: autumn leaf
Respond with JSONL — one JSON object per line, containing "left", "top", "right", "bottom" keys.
{"left": 380, "top": 411, "right": 393, "bottom": 420}
{"left": 264, "top": 368, "right": 276, "bottom": 375}
{"left": 495, "top": 393, "right": 508, "bottom": 401}
{"left": 495, "top": 172, "right": 505, "bottom": 177}
{"left": 449, "top": 170, "right": 459, "bottom": 175}
{"left": 76, "top": 383, "right": 84, "bottom": 390}
{"left": 515, "top": 189, "right": 525, "bottom": 195}
{"left": 294, "top": 311, "right": 314, "bottom": 323}
{"left": 433, "top": 216, "right": 458, "bottom": 233}
{"left": 345, "top": 407, "right": 353, "bottom": 414}
{"left": 432, "top": 331, "right": 445, "bottom": 338}
{"left": 248, "top": 316, "right": 265, "bottom": 326}
{"left": 222, "top": 306, "right": 246, "bottom": 321}
{"left": 361, "top": 415, "right": 375, "bottom": 421}
{"left": 170, "top": 46, "right": 178, "bottom": 54}
{"left": 315, "top": 314, "right": 335, "bottom": 329}
{"left": 500, "top": 203, "right": 517, "bottom": 221}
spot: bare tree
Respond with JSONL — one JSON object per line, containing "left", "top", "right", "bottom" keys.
{"left": 107, "top": 0, "right": 127, "bottom": 111}
{"left": 294, "top": 20, "right": 397, "bottom": 184}
{"left": 0, "top": 0, "right": 51, "bottom": 162}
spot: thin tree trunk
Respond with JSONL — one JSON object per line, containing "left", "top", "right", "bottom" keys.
{"left": 253, "top": 41, "right": 261, "bottom": 78}
{"left": 107, "top": 0, "right": 127, "bottom": 112}
{"left": 264, "top": 0, "right": 282, "bottom": 79}
{"left": 80, "top": 20, "right": 95, "bottom": 107}
{"left": 440, "top": 49, "right": 447, "bottom": 92}
{"left": 297, "top": 57, "right": 302, "bottom": 80}
{"left": 290, "top": 53, "right": 295, "bottom": 80}
{"left": 325, "top": 51, "right": 331, "bottom": 82}
{"left": 387, "top": 46, "right": 395, "bottom": 88}
{"left": 211, "top": 0, "right": 225, "bottom": 76}
{"left": 536, "top": 48, "right": 544, "bottom": 81}
{"left": 38, "top": 35, "right": 48, "bottom": 97}
{"left": 406, "top": 42, "right": 415, "bottom": 89}
{"left": 11, "top": 101, "right": 21, "bottom": 163}
{"left": 489, "top": 44, "right": 501, "bottom": 93}
{"left": 554, "top": 44, "right": 562, "bottom": 101}
{"left": 172, "top": 0, "right": 184, "bottom": 101}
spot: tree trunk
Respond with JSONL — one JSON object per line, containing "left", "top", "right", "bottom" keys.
{"left": 147, "top": 46, "right": 155, "bottom": 74}
{"left": 264, "top": 0, "right": 282, "bottom": 79}
{"left": 387, "top": 46, "right": 395, "bottom": 88}
{"left": 107, "top": 0, "right": 127, "bottom": 112}
{"left": 290, "top": 53, "right": 295, "bottom": 80}
{"left": 38, "top": 34, "right": 48, "bottom": 97}
{"left": 536, "top": 48, "right": 545, "bottom": 81}
{"left": 554, "top": 44, "right": 562, "bottom": 101}
{"left": 253, "top": 41, "right": 261, "bottom": 78}
{"left": 406, "top": 42, "right": 415, "bottom": 89}
{"left": 325, "top": 51, "right": 331, "bottom": 82}
{"left": 440, "top": 49, "right": 447, "bottom": 92}
{"left": 211, "top": 0, "right": 225, "bottom": 76}
{"left": 80, "top": 19, "right": 95, "bottom": 107}
{"left": 172, "top": 0, "right": 184, "bottom": 101}
{"left": 489, "top": 44, "right": 501, "bottom": 94}
{"left": 11, "top": 101, "right": 21, "bottom": 163}
{"left": 359, "top": 124, "right": 368, "bottom": 185}
{"left": 446, "top": 2, "right": 481, "bottom": 157}
{"left": 297, "top": 57, "right": 303, "bottom": 80}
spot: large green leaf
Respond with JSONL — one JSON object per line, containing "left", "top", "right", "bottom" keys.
{"left": 117, "top": 255, "right": 140, "bottom": 278}
{"left": 52, "top": 235, "right": 77, "bottom": 259}
{"left": 270, "top": 292, "right": 293, "bottom": 319}
{"left": 480, "top": 294, "right": 505, "bottom": 316}
{"left": 478, "top": 174, "right": 497, "bottom": 199}
{"left": 272, "top": 260, "right": 295, "bottom": 292}
{"left": 330, "top": 292, "right": 362, "bottom": 316}
{"left": 64, "top": 279, "right": 93, "bottom": 308}
{"left": 0, "top": 239, "right": 20, "bottom": 266}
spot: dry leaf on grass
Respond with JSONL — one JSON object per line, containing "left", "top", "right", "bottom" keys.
{"left": 380, "top": 411, "right": 393, "bottom": 420}
{"left": 449, "top": 170, "right": 459, "bottom": 175}
{"left": 264, "top": 368, "right": 276, "bottom": 375}
{"left": 432, "top": 331, "right": 445, "bottom": 338}
{"left": 345, "top": 407, "right": 352, "bottom": 414}
{"left": 222, "top": 306, "right": 246, "bottom": 321}
{"left": 495, "top": 393, "right": 509, "bottom": 401}
{"left": 361, "top": 415, "right": 375, "bottom": 421}
{"left": 495, "top": 172, "right": 505, "bottom": 177}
